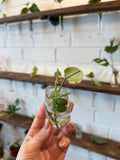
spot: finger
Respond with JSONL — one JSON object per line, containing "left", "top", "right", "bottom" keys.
{"left": 29, "top": 119, "right": 53, "bottom": 149}
{"left": 29, "top": 103, "right": 46, "bottom": 131}
{"left": 58, "top": 136, "right": 70, "bottom": 152}
{"left": 57, "top": 123, "right": 75, "bottom": 141}
{"left": 70, "top": 102, "right": 74, "bottom": 111}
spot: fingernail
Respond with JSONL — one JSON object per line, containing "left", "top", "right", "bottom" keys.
{"left": 58, "top": 137, "right": 70, "bottom": 148}
{"left": 45, "top": 119, "right": 49, "bottom": 129}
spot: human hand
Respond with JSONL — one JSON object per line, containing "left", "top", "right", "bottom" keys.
{"left": 16, "top": 103, "right": 75, "bottom": 160}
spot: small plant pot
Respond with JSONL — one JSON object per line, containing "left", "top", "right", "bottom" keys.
{"left": 45, "top": 87, "right": 71, "bottom": 128}
{"left": 10, "top": 146, "right": 20, "bottom": 158}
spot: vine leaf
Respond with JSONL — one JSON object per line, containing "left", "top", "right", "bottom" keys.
{"left": 64, "top": 67, "right": 84, "bottom": 84}
{"left": 29, "top": 3, "right": 40, "bottom": 12}
{"left": 53, "top": 97, "right": 68, "bottom": 112}
{"left": 86, "top": 72, "right": 94, "bottom": 78}
{"left": 93, "top": 58, "right": 109, "bottom": 66}
{"left": 105, "top": 39, "right": 119, "bottom": 54}
{"left": 92, "top": 80, "right": 101, "bottom": 86}
{"left": 88, "top": 0, "right": 101, "bottom": 4}
{"left": 21, "top": 8, "right": 29, "bottom": 15}
{"left": 90, "top": 135, "right": 107, "bottom": 144}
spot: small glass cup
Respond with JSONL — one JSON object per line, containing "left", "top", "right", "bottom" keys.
{"left": 45, "top": 86, "right": 71, "bottom": 128}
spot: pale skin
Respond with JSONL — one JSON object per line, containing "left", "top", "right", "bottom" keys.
{"left": 16, "top": 103, "right": 75, "bottom": 160}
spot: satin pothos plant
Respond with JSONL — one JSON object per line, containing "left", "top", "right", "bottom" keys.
{"left": 45, "top": 67, "right": 83, "bottom": 128}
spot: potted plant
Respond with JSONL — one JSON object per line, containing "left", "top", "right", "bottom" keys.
{"left": 6, "top": 99, "right": 21, "bottom": 118}
{"left": 9, "top": 139, "right": 21, "bottom": 158}
{"left": 45, "top": 67, "right": 83, "bottom": 128}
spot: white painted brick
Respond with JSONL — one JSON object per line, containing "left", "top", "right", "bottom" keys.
{"left": 33, "top": 20, "right": 55, "bottom": 34}
{"left": 6, "top": 35, "right": 33, "bottom": 48}
{"left": 33, "top": 32, "right": 70, "bottom": 47}
{"left": 0, "top": 36, "right": 5, "bottom": 47}
{"left": 72, "top": 30, "right": 113, "bottom": 47}
{"left": 95, "top": 93, "right": 116, "bottom": 113}
{"left": 34, "top": 61, "right": 68, "bottom": 76}
{"left": 115, "top": 95, "right": 120, "bottom": 114}
{"left": 23, "top": 48, "right": 55, "bottom": 61}
{"left": 90, "top": 152, "right": 107, "bottom": 160}
{"left": 56, "top": 48, "right": 100, "bottom": 64}
{"left": 107, "top": 158, "right": 116, "bottom": 160}
{"left": 96, "top": 111, "right": 120, "bottom": 128}
{"left": 109, "top": 127, "right": 120, "bottom": 142}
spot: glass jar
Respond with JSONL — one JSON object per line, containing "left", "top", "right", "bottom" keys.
{"left": 110, "top": 70, "right": 120, "bottom": 87}
{"left": 45, "top": 87, "right": 71, "bottom": 128}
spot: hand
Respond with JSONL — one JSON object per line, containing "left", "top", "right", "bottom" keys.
{"left": 16, "top": 103, "right": 75, "bottom": 160}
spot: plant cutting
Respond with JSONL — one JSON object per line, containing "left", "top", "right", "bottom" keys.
{"left": 8, "top": 139, "right": 22, "bottom": 158}
{"left": 45, "top": 67, "right": 83, "bottom": 128}
{"left": 86, "top": 72, "right": 101, "bottom": 86}
{"left": 30, "top": 66, "right": 38, "bottom": 78}
{"left": 6, "top": 99, "right": 21, "bottom": 118}
{"left": 93, "top": 39, "right": 120, "bottom": 87}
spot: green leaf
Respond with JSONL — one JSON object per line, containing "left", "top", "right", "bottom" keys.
{"left": 33, "top": 66, "right": 38, "bottom": 73}
{"left": 86, "top": 72, "right": 94, "bottom": 78}
{"left": 92, "top": 80, "right": 101, "bottom": 86}
{"left": 88, "top": 0, "right": 101, "bottom": 4}
{"left": 93, "top": 58, "right": 109, "bottom": 66}
{"left": 54, "top": 0, "right": 63, "bottom": 3}
{"left": 30, "top": 72, "right": 35, "bottom": 78}
{"left": 105, "top": 45, "right": 118, "bottom": 54}
{"left": 97, "top": 11, "right": 102, "bottom": 21}
{"left": 29, "top": 3, "right": 40, "bottom": 13}
{"left": 15, "top": 99, "right": 20, "bottom": 106}
{"left": 50, "top": 90, "right": 60, "bottom": 99}
{"left": 90, "top": 135, "right": 107, "bottom": 144}
{"left": 3, "top": 13, "right": 7, "bottom": 18}
{"left": 55, "top": 70, "right": 61, "bottom": 77}
{"left": 53, "top": 97, "right": 68, "bottom": 112}
{"left": 2, "top": 0, "right": 7, "bottom": 4}
{"left": 21, "top": 7, "right": 29, "bottom": 15}
{"left": 26, "top": 2, "right": 30, "bottom": 6}
{"left": 64, "top": 67, "right": 84, "bottom": 84}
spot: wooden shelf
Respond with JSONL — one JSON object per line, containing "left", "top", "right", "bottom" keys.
{"left": 0, "top": 113, "right": 32, "bottom": 129}
{"left": 0, "top": 71, "right": 120, "bottom": 95}
{"left": 0, "top": 113, "right": 120, "bottom": 159}
{"left": 0, "top": 0, "right": 120, "bottom": 24}
{"left": 71, "top": 132, "right": 120, "bottom": 160}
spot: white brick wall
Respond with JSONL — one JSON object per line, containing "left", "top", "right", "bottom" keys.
{"left": 0, "top": 1, "right": 120, "bottom": 160}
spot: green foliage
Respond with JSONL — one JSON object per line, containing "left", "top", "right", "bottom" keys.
{"left": 90, "top": 135, "right": 107, "bottom": 144}
{"left": 86, "top": 72, "right": 101, "bottom": 86}
{"left": 54, "top": 0, "right": 63, "bottom": 3}
{"left": 86, "top": 72, "right": 94, "bottom": 78}
{"left": 21, "top": 3, "right": 40, "bottom": 15}
{"left": 25, "top": 115, "right": 35, "bottom": 124}
{"left": 88, "top": 0, "right": 101, "bottom": 4}
{"left": 30, "top": 66, "right": 38, "bottom": 78}
{"left": 93, "top": 58, "right": 109, "bottom": 66}
{"left": 10, "top": 139, "right": 22, "bottom": 149}
{"left": 64, "top": 67, "right": 83, "bottom": 84}
{"left": 2, "top": 0, "right": 7, "bottom": 4}
{"left": 6, "top": 99, "right": 21, "bottom": 118}
{"left": 97, "top": 11, "right": 102, "bottom": 21}
{"left": 53, "top": 97, "right": 68, "bottom": 112}
{"left": 105, "top": 39, "right": 119, "bottom": 54}
{"left": 3, "top": 13, "right": 7, "bottom": 18}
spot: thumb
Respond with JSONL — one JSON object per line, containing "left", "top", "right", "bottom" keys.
{"left": 30, "top": 119, "right": 53, "bottom": 149}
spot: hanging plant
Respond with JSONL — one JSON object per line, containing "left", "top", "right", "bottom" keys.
{"left": 21, "top": 3, "right": 40, "bottom": 32}
{"left": 93, "top": 39, "right": 120, "bottom": 87}
{"left": 30, "top": 66, "right": 38, "bottom": 78}
{"left": 86, "top": 72, "right": 101, "bottom": 86}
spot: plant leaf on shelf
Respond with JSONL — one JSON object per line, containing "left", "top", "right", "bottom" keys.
{"left": 29, "top": 3, "right": 40, "bottom": 12}
{"left": 86, "top": 72, "right": 95, "bottom": 78}
{"left": 64, "top": 67, "right": 84, "bottom": 84}
{"left": 105, "top": 39, "right": 119, "bottom": 54}
{"left": 21, "top": 7, "right": 29, "bottom": 15}
{"left": 93, "top": 58, "right": 109, "bottom": 66}
{"left": 90, "top": 135, "right": 107, "bottom": 144}
{"left": 54, "top": 0, "right": 63, "bottom": 3}
{"left": 88, "top": 0, "right": 101, "bottom": 4}
{"left": 92, "top": 80, "right": 101, "bottom": 86}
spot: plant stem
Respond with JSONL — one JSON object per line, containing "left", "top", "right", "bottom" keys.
{"left": 59, "top": 92, "right": 71, "bottom": 98}
{"left": 55, "top": 68, "right": 59, "bottom": 91}
{"left": 54, "top": 113, "right": 58, "bottom": 128}
{"left": 58, "top": 70, "right": 80, "bottom": 92}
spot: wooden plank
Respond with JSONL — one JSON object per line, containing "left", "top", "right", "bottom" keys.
{"left": 71, "top": 132, "right": 120, "bottom": 160}
{"left": 0, "top": 0, "right": 120, "bottom": 24}
{"left": 0, "top": 113, "right": 32, "bottom": 129}
{"left": 0, "top": 71, "right": 120, "bottom": 95}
